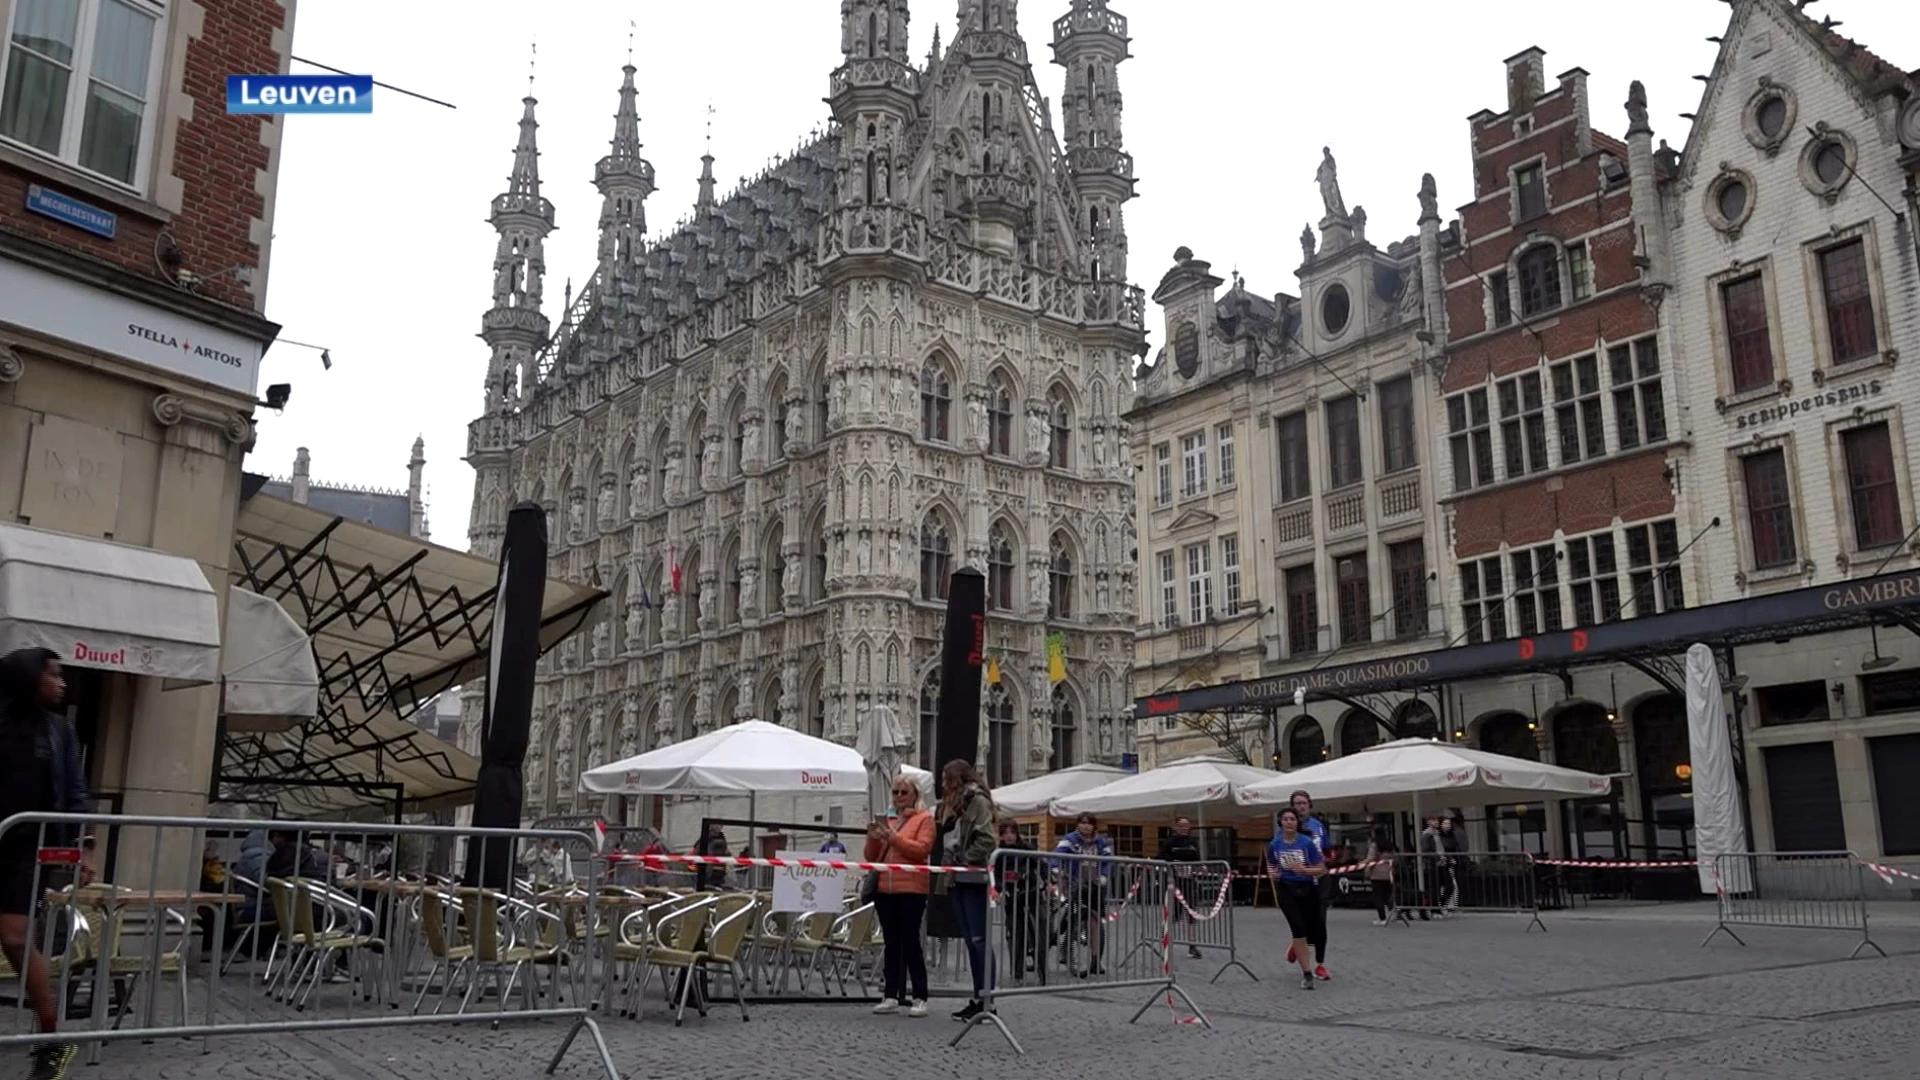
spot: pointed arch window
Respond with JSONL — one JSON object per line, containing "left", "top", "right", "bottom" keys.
{"left": 866, "top": 11, "right": 877, "bottom": 57}
{"left": 987, "top": 688, "right": 1017, "bottom": 786}
{"left": 987, "top": 372, "right": 1014, "bottom": 456}
{"left": 653, "top": 431, "right": 671, "bottom": 503}
{"left": 1048, "top": 533, "right": 1076, "bottom": 621}
{"left": 1048, "top": 387, "right": 1073, "bottom": 469}
{"left": 920, "top": 514, "right": 953, "bottom": 601}
{"left": 920, "top": 361, "right": 952, "bottom": 443}
{"left": 686, "top": 410, "right": 707, "bottom": 487}
{"left": 718, "top": 686, "right": 740, "bottom": 729}
{"left": 1517, "top": 245, "right": 1563, "bottom": 317}
{"left": 682, "top": 551, "right": 703, "bottom": 638}
{"left": 644, "top": 561, "right": 664, "bottom": 648}
{"left": 721, "top": 538, "right": 742, "bottom": 626}
{"left": 809, "top": 511, "right": 828, "bottom": 602}
{"left": 987, "top": 524, "right": 1016, "bottom": 611}
{"left": 765, "top": 521, "right": 786, "bottom": 614}
{"left": 816, "top": 370, "right": 831, "bottom": 439}
{"left": 764, "top": 676, "right": 785, "bottom": 729}
{"left": 769, "top": 377, "right": 790, "bottom": 457}
{"left": 1050, "top": 684, "right": 1077, "bottom": 771}
{"left": 918, "top": 669, "right": 942, "bottom": 771}
{"left": 728, "top": 399, "right": 747, "bottom": 477}
{"left": 806, "top": 671, "right": 826, "bottom": 740}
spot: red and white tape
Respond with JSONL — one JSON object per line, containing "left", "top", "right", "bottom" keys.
{"left": 616, "top": 852, "right": 987, "bottom": 875}
{"left": 1532, "top": 857, "right": 1699, "bottom": 869}
{"left": 1168, "top": 878, "right": 1234, "bottom": 922}
{"left": 1862, "top": 860, "right": 1920, "bottom": 886}
{"left": 1158, "top": 887, "right": 1202, "bottom": 1026}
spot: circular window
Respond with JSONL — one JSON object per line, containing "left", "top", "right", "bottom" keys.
{"left": 1716, "top": 179, "right": 1749, "bottom": 222}
{"left": 1743, "top": 84, "right": 1797, "bottom": 152}
{"left": 1812, "top": 141, "right": 1847, "bottom": 184}
{"left": 1755, "top": 96, "right": 1788, "bottom": 140}
{"left": 1321, "top": 284, "right": 1351, "bottom": 336}
{"left": 1800, "top": 130, "right": 1855, "bottom": 196}
{"left": 1706, "top": 170, "right": 1756, "bottom": 234}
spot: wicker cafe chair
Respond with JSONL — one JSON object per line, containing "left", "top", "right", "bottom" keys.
{"left": 663, "top": 893, "right": 758, "bottom": 1025}
{"left": 817, "top": 902, "right": 881, "bottom": 995}
{"left": 763, "top": 909, "right": 839, "bottom": 995}
{"left": 263, "top": 878, "right": 384, "bottom": 1011}
{"left": 2, "top": 903, "right": 96, "bottom": 1018}
{"left": 411, "top": 889, "right": 475, "bottom": 1016}
{"left": 450, "top": 888, "right": 566, "bottom": 1016}
{"left": 612, "top": 893, "right": 717, "bottom": 1020}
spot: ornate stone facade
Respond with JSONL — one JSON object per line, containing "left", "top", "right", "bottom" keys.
{"left": 463, "top": 1, "right": 1146, "bottom": 818}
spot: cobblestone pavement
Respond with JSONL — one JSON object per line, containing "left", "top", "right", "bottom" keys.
{"left": 12, "top": 904, "right": 1919, "bottom": 1080}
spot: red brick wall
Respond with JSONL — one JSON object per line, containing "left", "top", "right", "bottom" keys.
{"left": 0, "top": 0, "right": 287, "bottom": 312}
{"left": 1452, "top": 451, "right": 1677, "bottom": 559}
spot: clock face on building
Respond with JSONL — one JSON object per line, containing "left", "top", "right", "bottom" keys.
{"left": 1174, "top": 324, "right": 1199, "bottom": 378}
{"left": 1900, "top": 97, "right": 1920, "bottom": 151}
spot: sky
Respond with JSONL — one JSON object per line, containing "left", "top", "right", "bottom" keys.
{"left": 250, "top": 0, "right": 1920, "bottom": 549}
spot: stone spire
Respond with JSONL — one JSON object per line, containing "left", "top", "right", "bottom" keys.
{"left": 407, "top": 436, "right": 428, "bottom": 539}
{"left": 290, "top": 446, "right": 311, "bottom": 504}
{"left": 595, "top": 62, "right": 655, "bottom": 277}
{"left": 1053, "top": 0, "right": 1136, "bottom": 282}
{"left": 480, "top": 83, "right": 554, "bottom": 417}
{"left": 696, "top": 149, "right": 716, "bottom": 213}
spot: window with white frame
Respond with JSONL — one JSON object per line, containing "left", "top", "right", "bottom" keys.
{"left": 1565, "top": 530, "right": 1621, "bottom": 625}
{"left": 1181, "top": 431, "right": 1207, "bottom": 498}
{"left": 0, "top": 0, "right": 165, "bottom": 188}
{"left": 1741, "top": 448, "right": 1798, "bottom": 570}
{"left": 1219, "top": 533, "right": 1241, "bottom": 614}
{"left": 1157, "top": 550, "right": 1177, "bottom": 625}
{"left": 1215, "top": 422, "right": 1236, "bottom": 488}
{"left": 1458, "top": 556, "right": 1506, "bottom": 644}
{"left": 1623, "top": 519, "right": 1685, "bottom": 617}
{"left": 1153, "top": 442, "right": 1172, "bottom": 505}
{"left": 1552, "top": 354, "right": 1606, "bottom": 465}
{"left": 1608, "top": 337, "right": 1667, "bottom": 451}
{"left": 1566, "top": 240, "right": 1593, "bottom": 301}
{"left": 1447, "top": 389, "right": 1495, "bottom": 492}
{"left": 1498, "top": 372, "right": 1549, "bottom": 478}
{"left": 1510, "top": 543, "right": 1561, "bottom": 636}
{"left": 1184, "top": 542, "right": 1212, "bottom": 624}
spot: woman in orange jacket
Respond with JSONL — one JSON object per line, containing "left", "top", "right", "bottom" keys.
{"left": 865, "top": 775, "right": 935, "bottom": 1017}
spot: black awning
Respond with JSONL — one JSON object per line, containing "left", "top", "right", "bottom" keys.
{"left": 1136, "top": 566, "right": 1920, "bottom": 717}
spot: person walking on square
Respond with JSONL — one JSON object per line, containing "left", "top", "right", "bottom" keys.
{"left": 1267, "top": 808, "right": 1327, "bottom": 991}
{"left": 0, "top": 648, "right": 90, "bottom": 1079}
{"left": 935, "top": 760, "right": 997, "bottom": 1022}
{"left": 1285, "top": 790, "right": 1334, "bottom": 979}
{"left": 1365, "top": 826, "right": 1398, "bottom": 925}
{"left": 1051, "top": 812, "right": 1114, "bottom": 976}
{"left": 1156, "top": 815, "right": 1204, "bottom": 960}
{"left": 866, "top": 776, "right": 934, "bottom": 1018}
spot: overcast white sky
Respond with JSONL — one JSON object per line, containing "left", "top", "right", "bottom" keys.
{"left": 250, "top": 0, "right": 1919, "bottom": 548}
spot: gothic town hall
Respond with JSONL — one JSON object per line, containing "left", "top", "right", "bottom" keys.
{"left": 462, "top": 0, "right": 1147, "bottom": 819}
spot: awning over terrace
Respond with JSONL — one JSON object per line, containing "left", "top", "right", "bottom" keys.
{"left": 219, "top": 483, "right": 605, "bottom": 819}
{"left": 1136, "top": 566, "right": 1920, "bottom": 717}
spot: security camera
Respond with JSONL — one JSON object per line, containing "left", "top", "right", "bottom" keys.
{"left": 265, "top": 383, "right": 292, "bottom": 410}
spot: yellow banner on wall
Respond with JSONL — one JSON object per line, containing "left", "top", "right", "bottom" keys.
{"left": 1046, "top": 632, "right": 1066, "bottom": 683}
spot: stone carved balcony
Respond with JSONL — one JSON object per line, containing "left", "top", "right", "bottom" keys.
{"left": 829, "top": 58, "right": 919, "bottom": 100}
{"left": 1378, "top": 471, "right": 1423, "bottom": 522}
{"left": 1177, "top": 623, "right": 1210, "bottom": 655}
{"left": 1053, "top": 7, "right": 1127, "bottom": 41}
{"left": 1275, "top": 500, "right": 1313, "bottom": 553}
{"left": 1324, "top": 487, "right": 1365, "bottom": 537}
{"left": 1066, "top": 145, "right": 1135, "bottom": 180}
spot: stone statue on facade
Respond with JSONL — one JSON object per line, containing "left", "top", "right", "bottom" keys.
{"left": 888, "top": 531, "right": 902, "bottom": 576}
{"left": 1099, "top": 717, "right": 1115, "bottom": 756}
{"left": 1300, "top": 224, "right": 1316, "bottom": 261}
{"left": 1029, "top": 561, "right": 1047, "bottom": 605}
{"left": 591, "top": 620, "right": 609, "bottom": 663}
{"left": 663, "top": 451, "right": 682, "bottom": 499}
{"left": 1351, "top": 205, "right": 1367, "bottom": 240}
{"left": 698, "top": 580, "right": 716, "bottom": 626}
{"left": 628, "top": 465, "right": 649, "bottom": 517}
{"left": 1316, "top": 147, "right": 1347, "bottom": 219}
{"left": 739, "top": 565, "right": 758, "bottom": 610}
{"left": 1027, "top": 410, "right": 1047, "bottom": 457}
{"left": 701, "top": 436, "right": 720, "bottom": 482}
{"left": 568, "top": 495, "right": 586, "bottom": 540}
{"left": 596, "top": 478, "right": 616, "bottom": 528}
{"left": 1418, "top": 173, "right": 1439, "bottom": 221}
{"left": 741, "top": 419, "right": 760, "bottom": 466}
{"left": 1625, "top": 80, "right": 1649, "bottom": 133}
{"left": 625, "top": 601, "right": 644, "bottom": 648}
{"left": 857, "top": 531, "right": 873, "bottom": 576}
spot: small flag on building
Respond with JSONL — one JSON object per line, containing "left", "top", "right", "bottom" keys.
{"left": 985, "top": 655, "right": 1001, "bottom": 685}
{"left": 1046, "top": 632, "right": 1067, "bottom": 684}
{"left": 669, "top": 544, "right": 683, "bottom": 593}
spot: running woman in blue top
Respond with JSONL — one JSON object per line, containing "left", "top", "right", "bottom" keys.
{"left": 1287, "top": 789, "right": 1335, "bottom": 980}
{"left": 1266, "top": 807, "right": 1326, "bottom": 990}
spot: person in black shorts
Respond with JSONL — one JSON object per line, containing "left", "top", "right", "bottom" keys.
{"left": 0, "top": 647, "right": 91, "bottom": 1079}
{"left": 1266, "top": 808, "right": 1327, "bottom": 990}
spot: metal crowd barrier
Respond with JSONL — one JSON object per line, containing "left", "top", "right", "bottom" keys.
{"left": 1704, "top": 851, "right": 1887, "bottom": 959}
{"left": 949, "top": 848, "right": 1210, "bottom": 1055}
{"left": 1166, "top": 861, "right": 1255, "bottom": 983}
{"left": 0, "top": 811, "right": 620, "bottom": 1078}
{"left": 1397, "top": 851, "right": 1545, "bottom": 932}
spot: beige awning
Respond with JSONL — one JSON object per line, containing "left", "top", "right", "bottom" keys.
{"left": 220, "top": 586, "right": 320, "bottom": 731}
{"left": 224, "top": 489, "right": 604, "bottom": 818}
{"left": 0, "top": 520, "right": 221, "bottom": 683}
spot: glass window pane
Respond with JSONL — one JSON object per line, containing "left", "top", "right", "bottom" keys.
{"left": 79, "top": 80, "right": 140, "bottom": 182}
{"left": 0, "top": 48, "right": 70, "bottom": 152}
{"left": 11, "top": 0, "right": 82, "bottom": 65}
{"left": 89, "top": 0, "right": 154, "bottom": 96}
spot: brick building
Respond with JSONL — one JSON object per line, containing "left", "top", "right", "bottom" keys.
{"left": 0, "top": 0, "right": 295, "bottom": 826}
{"left": 1430, "top": 48, "right": 1693, "bottom": 858}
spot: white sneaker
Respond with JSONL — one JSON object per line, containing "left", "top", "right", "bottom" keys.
{"left": 872, "top": 998, "right": 899, "bottom": 1015}
{"left": 907, "top": 999, "right": 928, "bottom": 1018}
{"left": 1371, "top": 918, "right": 1388, "bottom": 926}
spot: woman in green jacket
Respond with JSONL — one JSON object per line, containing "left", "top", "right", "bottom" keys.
{"left": 936, "top": 759, "right": 996, "bottom": 1021}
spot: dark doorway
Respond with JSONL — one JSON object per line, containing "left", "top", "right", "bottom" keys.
{"left": 1763, "top": 741, "right": 1846, "bottom": 852}
{"left": 1632, "top": 693, "right": 1694, "bottom": 860}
